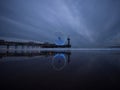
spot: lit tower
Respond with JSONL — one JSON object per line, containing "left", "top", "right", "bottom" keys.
{"left": 67, "top": 37, "right": 71, "bottom": 47}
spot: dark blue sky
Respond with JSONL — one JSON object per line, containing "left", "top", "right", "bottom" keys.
{"left": 0, "top": 0, "right": 120, "bottom": 47}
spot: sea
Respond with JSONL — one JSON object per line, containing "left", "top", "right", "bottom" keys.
{"left": 0, "top": 48, "right": 120, "bottom": 89}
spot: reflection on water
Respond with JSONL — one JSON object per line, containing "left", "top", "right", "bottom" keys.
{"left": 0, "top": 50, "right": 71, "bottom": 71}
{"left": 52, "top": 54, "right": 67, "bottom": 71}
{"left": 0, "top": 49, "right": 120, "bottom": 89}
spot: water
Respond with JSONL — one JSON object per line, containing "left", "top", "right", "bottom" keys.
{"left": 0, "top": 49, "right": 120, "bottom": 89}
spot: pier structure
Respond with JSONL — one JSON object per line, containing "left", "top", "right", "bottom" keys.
{"left": 41, "top": 37, "right": 71, "bottom": 48}
{"left": 0, "top": 40, "right": 42, "bottom": 49}
{"left": 0, "top": 37, "right": 71, "bottom": 49}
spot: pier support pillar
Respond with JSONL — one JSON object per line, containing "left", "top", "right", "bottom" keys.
{"left": 27, "top": 45, "right": 29, "bottom": 48}
{"left": 7, "top": 45, "right": 9, "bottom": 50}
{"left": 22, "top": 45, "right": 24, "bottom": 49}
{"left": 15, "top": 45, "right": 17, "bottom": 49}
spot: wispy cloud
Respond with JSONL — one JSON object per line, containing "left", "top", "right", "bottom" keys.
{"left": 0, "top": 0, "right": 120, "bottom": 47}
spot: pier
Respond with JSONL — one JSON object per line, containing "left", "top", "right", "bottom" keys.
{"left": 0, "top": 38, "right": 71, "bottom": 49}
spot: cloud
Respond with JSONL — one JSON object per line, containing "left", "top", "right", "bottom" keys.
{"left": 40, "top": 0, "right": 94, "bottom": 42}
{"left": 0, "top": 0, "right": 120, "bottom": 47}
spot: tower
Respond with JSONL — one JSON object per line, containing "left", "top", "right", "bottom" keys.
{"left": 67, "top": 37, "right": 71, "bottom": 47}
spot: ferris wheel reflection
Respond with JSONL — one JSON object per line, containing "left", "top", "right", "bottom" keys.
{"left": 52, "top": 52, "right": 71, "bottom": 71}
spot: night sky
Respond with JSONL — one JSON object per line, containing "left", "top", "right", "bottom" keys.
{"left": 0, "top": 0, "right": 120, "bottom": 47}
